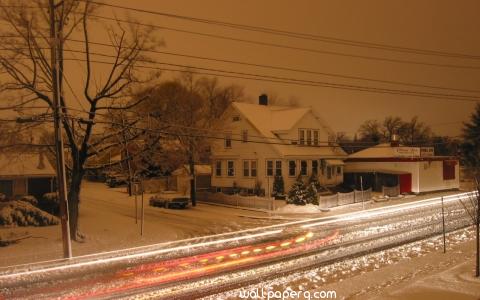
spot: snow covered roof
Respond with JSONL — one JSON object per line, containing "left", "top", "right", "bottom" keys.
{"left": 348, "top": 143, "right": 413, "bottom": 158}
{"left": 231, "top": 102, "right": 346, "bottom": 158}
{"left": 0, "top": 152, "right": 55, "bottom": 177}
{"left": 232, "top": 102, "right": 310, "bottom": 135}
{"left": 172, "top": 164, "right": 212, "bottom": 176}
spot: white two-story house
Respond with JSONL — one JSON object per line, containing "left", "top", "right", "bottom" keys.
{"left": 211, "top": 95, "right": 347, "bottom": 196}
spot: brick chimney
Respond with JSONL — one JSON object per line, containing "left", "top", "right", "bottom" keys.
{"left": 259, "top": 94, "right": 268, "bottom": 106}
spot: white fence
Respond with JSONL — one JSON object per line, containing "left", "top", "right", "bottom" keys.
{"left": 319, "top": 188, "right": 372, "bottom": 209}
{"left": 382, "top": 185, "right": 400, "bottom": 197}
{"left": 198, "top": 192, "right": 274, "bottom": 210}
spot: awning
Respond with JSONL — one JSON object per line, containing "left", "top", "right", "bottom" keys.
{"left": 344, "top": 169, "right": 409, "bottom": 175}
{"left": 325, "top": 159, "right": 345, "bottom": 166}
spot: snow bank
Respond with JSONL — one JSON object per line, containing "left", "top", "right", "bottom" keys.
{"left": 275, "top": 204, "right": 321, "bottom": 214}
{"left": 0, "top": 201, "right": 59, "bottom": 226}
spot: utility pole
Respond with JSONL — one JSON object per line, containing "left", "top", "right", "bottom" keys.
{"left": 441, "top": 196, "right": 446, "bottom": 253}
{"left": 49, "top": 0, "right": 72, "bottom": 258}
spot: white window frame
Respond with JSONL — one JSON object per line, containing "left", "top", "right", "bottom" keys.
{"left": 225, "top": 133, "right": 232, "bottom": 148}
{"left": 313, "top": 130, "right": 319, "bottom": 146}
{"left": 215, "top": 160, "right": 222, "bottom": 177}
{"left": 275, "top": 160, "right": 282, "bottom": 176}
{"left": 251, "top": 160, "right": 257, "bottom": 177}
{"left": 288, "top": 160, "right": 296, "bottom": 177}
{"left": 300, "top": 160, "right": 307, "bottom": 176}
{"left": 299, "top": 129, "right": 305, "bottom": 145}
{"left": 266, "top": 160, "right": 274, "bottom": 177}
{"left": 227, "top": 160, "right": 235, "bottom": 177}
{"left": 243, "top": 160, "right": 250, "bottom": 177}
{"left": 242, "top": 130, "right": 248, "bottom": 143}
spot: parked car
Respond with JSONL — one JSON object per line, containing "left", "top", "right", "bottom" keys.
{"left": 149, "top": 192, "right": 189, "bottom": 209}
{"left": 105, "top": 173, "right": 128, "bottom": 188}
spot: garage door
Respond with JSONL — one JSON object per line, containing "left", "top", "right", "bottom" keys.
{"left": 399, "top": 174, "right": 412, "bottom": 194}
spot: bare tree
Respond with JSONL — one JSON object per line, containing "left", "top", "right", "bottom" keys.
{"left": 458, "top": 179, "right": 480, "bottom": 277}
{"left": 0, "top": 0, "right": 160, "bottom": 240}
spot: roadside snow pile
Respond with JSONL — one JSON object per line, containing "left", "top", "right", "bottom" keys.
{"left": 275, "top": 204, "right": 321, "bottom": 214}
{"left": 0, "top": 200, "right": 59, "bottom": 226}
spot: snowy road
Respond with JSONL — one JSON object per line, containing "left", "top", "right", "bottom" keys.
{"left": 0, "top": 192, "right": 476, "bottom": 299}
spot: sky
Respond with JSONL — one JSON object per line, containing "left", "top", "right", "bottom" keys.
{"left": 4, "top": 0, "right": 480, "bottom": 138}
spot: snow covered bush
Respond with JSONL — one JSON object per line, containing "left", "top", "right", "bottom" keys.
{"left": 287, "top": 175, "right": 309, "bottom": 205}
{"left": 17, "top": 195, "right": 38, "bottom": 207}
{"left": 0, "top": 201, "right": 59, "bottom": 226}
{"left": 306, "top": 182, "right": 319, "bottom": 205}
{"left": 0, "top": 193, "right": 6, "bottom": 202}
{"left": 39, "top": 193, "right": 59, "bottom": 216}
{"left": 272, "top": 175, "right": 285, "bottom": 198}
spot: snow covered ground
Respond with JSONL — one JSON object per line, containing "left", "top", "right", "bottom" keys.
{"left": 0, "top": 182, "right": 283, "bottom": 267}
{"left": 204, "top": 227, "right": 479, "bottom": 300}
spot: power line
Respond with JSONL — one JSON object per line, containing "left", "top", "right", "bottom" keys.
{"left": 58, "top": 54, "right": 479, "bottom": 102}
{"left": 3, "top": 4, "right": 480, "bottom": 70}
{"left": 83, "top": 0, "right": 480, "bottom": 61}
{"left": 61, "top": 106, "right": 463, "bottom": 148}
{"left": 76, "top": 11, "right": 480, "bottom": 71}
{"left": 63, "top": 38, "right": 480, "bottom": 94}
{"left": 3, "top": 37, "right": 480, "bottom": 94}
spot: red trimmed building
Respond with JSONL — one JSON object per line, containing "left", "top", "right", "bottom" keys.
{"left": 344, "top": 142, "right": 459, "bottom": 194}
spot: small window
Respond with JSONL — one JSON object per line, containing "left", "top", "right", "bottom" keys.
{"left": 215, "top": 161, "right": 222, "bottom": 176}
{"left": 299, "top": 130, "right": 305, "bottom": 145}
{"left": 306, "top": 130, "right": 312, "bottom": 145}
{"left": 337, "top": 166, "right": 342, "bottom": 176}
{"left": 289, "top": 160, "right": 296, "bottom": 177}
{"left": 266, "top": 160, "right": 273, "bottom": 176}
{"left": 232, "top": 115, "right": 240, "bottom": 122}
{"left": 300, "top": 160, "right": 307, "bottom": 176}
{"left": 227, "top": 160, "right": 235, "bottom": 177}
{"left": 443, "top": 160, "right": 456, "bottom": 180}
{"left": 251, "top": 161, "right": 257, "bottom": 177}
{"left": 243, "top": 160, "right": 250, "bottom": 177}
{"left": 242, "top": 130, "right": 248, "bottom": 143}
{"left": 275, "top": 161, "right": 282, "bottom": 176}
{"left": 327, "top": 166, "right": 332, "bottom": 179}
{"left": 225, "top": 133, "right": 232, "bottom": 148}
{"left": 313, "top": 131, "right": 319, "bottom": 146}
{"left": 312, "top": 160, "right": 318, "bottom": 175}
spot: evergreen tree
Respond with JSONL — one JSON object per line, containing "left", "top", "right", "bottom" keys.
{"left": 461, "top": 103, "right": 480, "bottom": 174}
{"left": 272, "top": 175, "right": 285, "bottom": 196}
{"left": 287, "top": 175, "right": 308, "bottom": 205}
{"left": 306, "top": 182, "right": 319, "bottom": 205}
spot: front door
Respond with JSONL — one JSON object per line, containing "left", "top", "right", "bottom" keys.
{"left": 399, "top": 174, "right": 412, "bottom": 194}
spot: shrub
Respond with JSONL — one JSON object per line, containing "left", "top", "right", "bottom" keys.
{"left": 287, "top": 175, "right": 308, "bottom": 205}
{"left": 272, "top": 175, "right": 285, "bottom": 197}
{"left": 0, "top": 201, "right": 59, "bottom": 226}
{"left": 17, "top": 195, "right": 38, "bottom": 207}
{"left": 39, "top": 193, "right": 59, "bottom": 216}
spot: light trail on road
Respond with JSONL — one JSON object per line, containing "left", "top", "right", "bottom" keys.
{"left": 0, "top": 191, "right": 476, "bottom": 299}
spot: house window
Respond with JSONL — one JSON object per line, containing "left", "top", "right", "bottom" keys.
{"left": 275, "top": 161, "right": 282, "bottom": 176}
{"left": 242, "top": 130, "right": 248, "bottom": 143}
{"left": 443, "top": 160, "right": 456, "bottom": 180}
{"left": 225, "top": 133, "right": 232, "bottom": 148}
{"left": 300, "top": 160, "right": 307, "bottom": 176}
{"left": 299, "top": 130, "right": 305, "bottom": 145}
{"left": 232, "top": 115, "right": 240, "bottom": 122}
{"left": 215, "top": 161, "right": 222, "bottom": 176}
{"left": 312, "top": 160, "right": 318, "bottom": 175}
{"left": 266, "top": 160, "right": 274, "bottom": 176}
{"left": 251, "top": 161, "right": 257, "bottom": 177}
{"left": 289, "top": 160, "right": 296, "bottom": 177}
{"left": 306, "top": 130, "right": 312, "bottom": 145}
{"left": 337, "top": 166, "right": 342, "bottom": 176}
{"left": 227, "top": 160, "right": 235, "bottom": 177}
{"left": 243, "top": 160, "right": 250, "bottom": 177}
{"left": 327, "top": 166, "right": 332, "bottom": 179}
{"left": 313, "top": 131, "right": 319, "bottom": 146}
